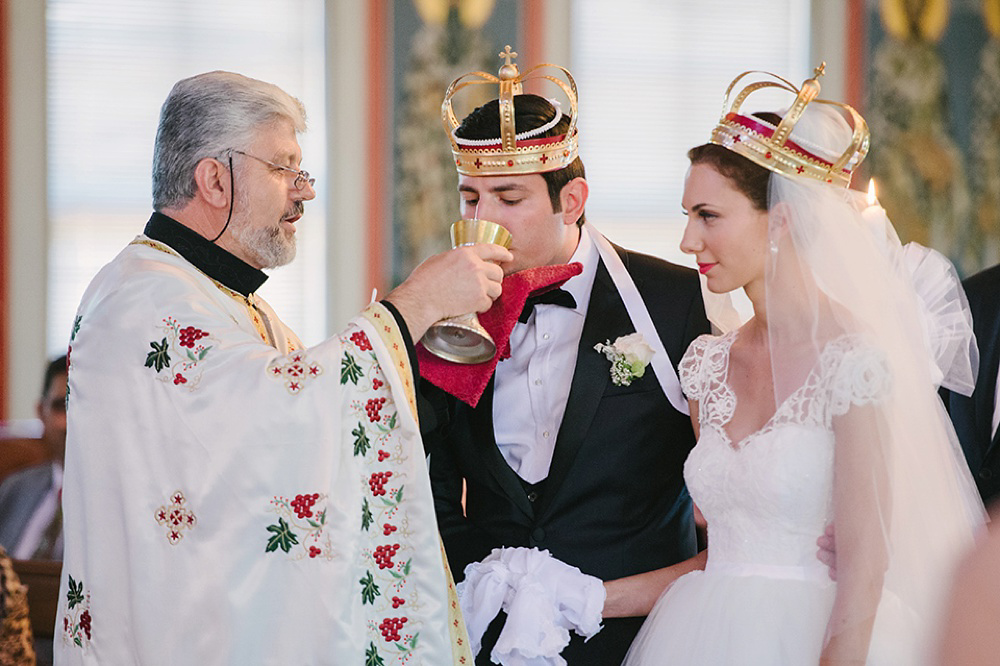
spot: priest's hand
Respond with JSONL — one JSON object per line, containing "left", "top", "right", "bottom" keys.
{"left": 385, "top": 243, "right": 510, "bottom": 340}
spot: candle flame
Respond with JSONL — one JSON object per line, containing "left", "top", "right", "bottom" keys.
{"left": 867, "top": 179, "right": 878, "bottom": 206}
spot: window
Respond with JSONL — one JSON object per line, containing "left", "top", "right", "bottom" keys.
{"left": 46, "top": 0, "right": 327, "bottom": 354}
{"left": 571, "top": 0, "right": 810, "bottom": 266}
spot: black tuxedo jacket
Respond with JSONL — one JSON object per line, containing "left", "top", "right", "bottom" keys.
{"left": 947, "top": 263, "right": 1000, "bottom": 503}
{"left": 421, "top": 245, "right": 709, "bottom": 664}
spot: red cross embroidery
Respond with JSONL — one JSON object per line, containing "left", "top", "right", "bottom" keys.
{"left": 733, "top": 135, "right": 742, "bottom": 143}
{"left": 797, "top": 165, "right": 805, "bottom": 173}
{"left": 540, "top": 154, "right": 548, "bottom": 164}
{"left": 155, "top": 490, "right": 197, "bottom": 544}
{"left": 474, "top": 158, "right": 483, "bottom": 169}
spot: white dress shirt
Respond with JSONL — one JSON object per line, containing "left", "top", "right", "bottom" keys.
{"left": 493, "top": 230, "right": 599, "bottom": 483}
{"left": 993, "top": 380, "right": 999, "bottom": 439}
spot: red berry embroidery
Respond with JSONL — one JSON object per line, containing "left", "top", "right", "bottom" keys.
{"left": 377, "top": 450, "right": 390, "bottom": 462}
{"left": 372, "top": 378, "right": 384, "bottom": 390}
{"left": 79, "top": 610, "right": 92, "bottom": 640}
{"left": 178, "top": 326, "right": 209, "bottom": 348}
{"left": 383, "top": 523, "right": 397, "bottom": 536}
{"left": 378, "top": 616, "right": 407, "bottom": 642}
{"left": 365, "top": 397, "right": 387, "bottom": 422}
{"left": 392, "top": 596, "right": 405, "bottom": 608}
{"left": 173, "top": 373, "right": 187, "bottom": 385}
{"left": 372, "top": 543, "right": 400, "bottom": 569}
{"left": 368, "top": 471, "right": 392, "bottom": 496}
{"left": 309, "top": 546, "right": 322, "bottom": 558}
{"left": 290, "top": 493, "right": 320, "bottom": 519}
{"left": 350, "top": 331, "right": 372, "bottom": 351}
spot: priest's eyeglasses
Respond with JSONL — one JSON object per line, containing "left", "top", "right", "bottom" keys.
{"left": 232, "top": 150, "right": 316, "bottom": 191}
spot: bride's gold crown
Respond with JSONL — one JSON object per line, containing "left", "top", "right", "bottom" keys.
{"left": 710, "top": 64, "right": 870, "bottom": 188}
{"left": 442, "top": 45, "right": 579, "bottom": 176}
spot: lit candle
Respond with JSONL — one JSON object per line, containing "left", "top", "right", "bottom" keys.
{"left": 861, "top": 179, "right": 890, "bottom": 250}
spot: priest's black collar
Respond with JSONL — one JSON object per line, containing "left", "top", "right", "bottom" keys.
{"left": 144, "top": 212, "right": 268, "bottom": 297}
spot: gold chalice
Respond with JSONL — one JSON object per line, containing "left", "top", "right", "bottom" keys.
{"left": 421, "top": 219, "right": 513, "bottom": 364}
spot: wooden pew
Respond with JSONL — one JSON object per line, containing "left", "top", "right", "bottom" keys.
{"left": 0, "top": 438, "right": 47, "bottom": 482}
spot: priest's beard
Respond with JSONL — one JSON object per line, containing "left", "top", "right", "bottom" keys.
{"left": 229, "top": 190, "right": 299, "bottom": 269}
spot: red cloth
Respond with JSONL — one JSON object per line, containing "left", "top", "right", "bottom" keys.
{"left": 417, "top": 262, "right": 583, "bottom": 407}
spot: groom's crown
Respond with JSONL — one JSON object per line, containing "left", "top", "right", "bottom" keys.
{"left": 710, "top": 64, "right": 870, "bottom": 188}
{"left": 442, "top": 45, "right": 579, "bottom": 177}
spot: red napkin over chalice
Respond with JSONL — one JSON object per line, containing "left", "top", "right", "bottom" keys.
{"left": 417, "top": 262, "right": 583, "bottom": 406}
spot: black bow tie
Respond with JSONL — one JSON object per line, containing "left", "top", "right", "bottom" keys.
{"left": 518, "top": 288, "right": 577, "bottom": 323}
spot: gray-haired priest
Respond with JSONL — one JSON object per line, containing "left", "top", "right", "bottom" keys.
{"left": 54, "top": 71, "right": 509, "bottom": 665}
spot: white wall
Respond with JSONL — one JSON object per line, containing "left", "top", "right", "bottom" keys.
{"left": 5, "top": 0, "right": 48, "bottom": 419}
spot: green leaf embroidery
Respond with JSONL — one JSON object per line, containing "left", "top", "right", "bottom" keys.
{"left": 361, "top": 498, "right": 373, "bottom": 531}
{"left": 145, "top": 338, "right": 171, "bottom": 373}
{"left": 198, "top": 346, "right": 212, "bottom": 360}
{"left": 359, "top": 570, "right": 380, "bottom": 605}
{"left": 71, "top": 315, "right": 82, "bottom": 342}
{"left": 74, "top": 636, "right": 82, "bottom": 647}
{"left": 186, "top": 349, "right": 197, "bottom": 362}
{"left": 265, "top": 517, "right": 299, "bottom": 553}
{"left": 408, "top": 633, "right": 419, "bottom": 649}
{"left": 341, "top": 352, "right": 363, "bottom": 385}
{"left": 402, "top": 558, "right": 412, "bottom": 576}
{"left": 66, "top": 576, "right": 84, "bottom": 609}
{"left": 365, "top": 642, "right": 385, "bottom": 666}
{"left": 353, "top": 423, "right": 371, "bottom": 456}
{"left": 393, "top": 486, "right": 404, "bottom": 503}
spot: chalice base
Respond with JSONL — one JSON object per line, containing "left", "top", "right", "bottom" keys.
{"left": 421, "top": 312, "right": 496, "bottom": 364}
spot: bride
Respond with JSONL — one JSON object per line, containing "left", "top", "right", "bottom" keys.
{"left": 611, "top": 66, "right": 985, "bottom": 665}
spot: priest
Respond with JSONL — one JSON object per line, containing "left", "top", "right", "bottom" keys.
{"left": 53, "top": 70, "right": 507, "bottom": 665}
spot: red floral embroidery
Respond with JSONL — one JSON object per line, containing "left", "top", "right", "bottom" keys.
{"left": 266, "top": 493, "right": 333, "bottom": 560}
{"left": 145, "top": 317, "right": 216, "bottom": 390}
{"left": 63, "top": 575, "right": 92, "bottom": 649}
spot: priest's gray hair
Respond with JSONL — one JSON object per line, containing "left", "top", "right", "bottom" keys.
{"left": 152, "top": 71, "right": 307, "bottom": 210}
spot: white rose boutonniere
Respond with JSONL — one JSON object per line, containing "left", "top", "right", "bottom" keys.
{"left": 594, "top": 333, "right": 655, "bottom": 386}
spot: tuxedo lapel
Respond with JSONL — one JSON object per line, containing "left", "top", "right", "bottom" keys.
{"left": 471, "top": 378, "right": 536, "bottom": 518}
{"left": 535, "top": 254, "right": 631, "bottom": 518}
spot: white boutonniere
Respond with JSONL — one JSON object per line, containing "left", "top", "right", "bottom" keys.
{"left": 594, "top": 333, "right": 655, "bottom": 386}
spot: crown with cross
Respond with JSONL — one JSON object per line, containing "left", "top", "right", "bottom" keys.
{"left": 442, "top": 45, "right": 580, "bottom": 177}
{"left": 710, "top": 64, "right": 870, "bottom": 188}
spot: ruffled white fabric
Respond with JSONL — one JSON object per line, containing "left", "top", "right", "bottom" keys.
{"left": 900, "top": 242, "right": 978, "bottom": 395}
{"left": 456, "top": 547, "right": 606, "bottom": 666}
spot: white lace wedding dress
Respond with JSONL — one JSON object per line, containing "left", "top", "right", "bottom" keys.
{"left": 623, "top": 331, "right": 918, "bottom": 665}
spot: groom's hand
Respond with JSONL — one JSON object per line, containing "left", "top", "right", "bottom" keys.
{"left": 816, "top": 523, "right": 837, "bottom": 581}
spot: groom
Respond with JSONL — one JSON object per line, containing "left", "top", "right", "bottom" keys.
{"left": 420, "top": 51, "right": 710, "bottom": 663}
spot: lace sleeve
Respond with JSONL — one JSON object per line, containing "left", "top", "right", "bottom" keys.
{"left": 679, "top": 335, "right": 715, "bottom": 402}
{"left": 829, "top": 338, "right": 891, "bottom": 418}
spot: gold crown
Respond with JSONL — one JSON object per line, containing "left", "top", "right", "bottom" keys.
{"left": 442, "top": 45, "right": 579, "bottom": 177}
{"left": 710, "top": 64, "right": 870, "bottom": 188}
